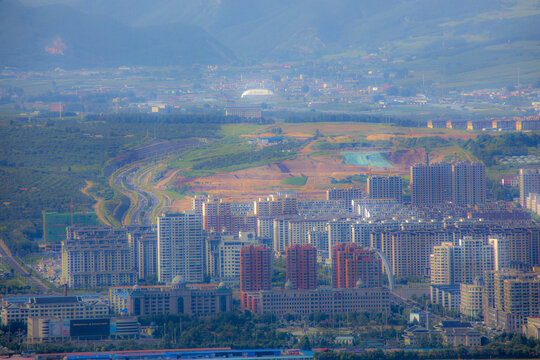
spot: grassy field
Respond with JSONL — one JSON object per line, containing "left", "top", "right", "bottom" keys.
{"left": 280, "top": 176, "right": 308, "bottom": 186}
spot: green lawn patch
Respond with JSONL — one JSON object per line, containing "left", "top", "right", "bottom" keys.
{"left": 281, "top": 176, "right": 308, "bottom": 186}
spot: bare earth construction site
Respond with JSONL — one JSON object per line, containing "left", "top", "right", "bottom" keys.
{"left": 167, "top": 122, "right": 478, "bottom": 212}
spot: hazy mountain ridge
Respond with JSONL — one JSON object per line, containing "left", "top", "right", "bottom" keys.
{"left": 26, "top": 0, "right": 519, "bottom": 56}
{"left": 6, "top": 0, "right": 540, "bottom": 70}
{"left": 0, "top": 0, "right": 236, "bottom": 69}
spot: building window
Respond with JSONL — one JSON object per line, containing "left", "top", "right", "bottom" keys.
{"left": 178, "top": 297, "right": 184, "bottom": 314}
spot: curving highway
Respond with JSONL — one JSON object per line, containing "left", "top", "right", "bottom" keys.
{"left": 111, "top": 155, "right": 178, "bottom": 226}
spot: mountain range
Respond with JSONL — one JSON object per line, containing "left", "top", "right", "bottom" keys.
{"left": 2, "top": 0, "right": 540, "bottom": 73}
{"left": 0, "top": 0, "right": 236, "bottom": 69}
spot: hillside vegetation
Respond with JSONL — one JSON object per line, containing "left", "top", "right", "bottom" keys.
{"left": 7, "top": 0, "right": 540, "bottom": 84}
{"left": 0, "top": 114, "right": 224, "bottom": 254}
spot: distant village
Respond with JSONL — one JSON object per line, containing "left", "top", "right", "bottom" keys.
{"left": 1, "top": 58, "right": 539, "bottom": 122}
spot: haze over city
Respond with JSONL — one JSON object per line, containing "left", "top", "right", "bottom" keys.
{"left": 0, "top": 1, "right": 540, "bottom": 360}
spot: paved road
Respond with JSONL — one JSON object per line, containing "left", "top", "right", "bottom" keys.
{"left": 0, "top": 237, "right": 52, "bottom": 293}
{"left": 390, "top": 290, "right": 451, "bottom": 324}
{"left": 108, "top": 139, "right": 206, "bottom": 226}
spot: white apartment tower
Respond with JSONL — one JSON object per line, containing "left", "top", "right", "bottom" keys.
{"left": 157, "top": 212, "right": 203, "bottom": 283}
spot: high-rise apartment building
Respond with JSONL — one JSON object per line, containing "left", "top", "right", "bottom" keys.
{"left": 192, "top": 195, "right": 207, "bottom": 215}
{"left": 288, "top": 217, "right": 328, "bottom": 248}
{"left": 308, "top": 230, "right": 329, "bottom": 258}
{"left": 327, "top": 218, "right": 357, "bottom": 259}
{"left": 489, "top": 237, "right": 511, "bottom": 271}
{"left": 430, "top": 242, "right": 462, "bottom": 285}
{"left": 371, "top": 229, "right": 453, "bottom": 278}
{"left": 351, "top": 220, "right": 400, "bottom": 248}
{"left": 411, "top": 162, "right": 453, "bottom": 205}
{"left": 202, "top": 197, "right": 232, "bottom": 232}
{"left": 331, "top": 243, "right": 382, "bottom": 288}
{"left": 327, "top": 187, "right": 363, "bottom": 211}
{"left": 497, "top": 227, "right": 540, "bottom": 268}
{"left": 157, "top": 212, "right": 204, "bottom": 284}
{"left": 286, "top": 244, "right": 317, "bottom": 290}
{"left": 218, "top": 232, "right": 258, "bottom": 281}
{"left": 254, "top": 194, "right": 297, "bottom": 217}
{"left": 205, "top": 232, "right": 224, "bottom": 278}
{"left": 273, "top": 217, "right": 290, "bottom": 254}
{"left": 460, "top": 237, "right": 494, "bottom": 284}
{"left": 367, "top": 176, "right": 403, "bottom": 203}
{"left": 430, "top": 238, "right": 494, "bottom": 285}
{"left": 484, "top": 268, "right": 540, "bottom": 331}
{"left": 61, "top": 226, "right": 137, "bottom": 288}
{"left": 127, "top": 226, "right": 157, "bottom": 281}
{"left": 519, "top": 168, "right": 540, "bottom": 206}
{"left": 240, "top": 245, "right": 272, "bottom": 309}
{"left": 240, "top": 245, "right": 272, "bottom": 292}
{"left": 452, "top": 162, "right": 486, "bottom": 205}
{"left": 202, "top": 198, "right": 256, "bottom": 234}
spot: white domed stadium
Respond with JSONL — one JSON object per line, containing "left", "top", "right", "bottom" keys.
{"left": 241, "top": 88, "right": 274, "bottom": 98}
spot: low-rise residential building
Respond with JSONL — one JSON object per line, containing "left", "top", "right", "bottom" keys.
{"left": 484, "top": 268, "right": 540, "bottom": 332}
{"left": 403, "top": 325, "right": 430, "bottom": 346}
{"left": 109, "top": 281, "right": 232, "bottom": 317}
{"left": 243, "top": 287, "right": 389, "bottom": 316}
{"left": 441, "top": 327, "right": 482, "bottom": 346}
{"left": 460, "top": 280, "right": 484, "bottom": 320}
{"left": 523, "top": 317, "right": 540, "bottom": 340}
{"left": 27, "top": 317, "right": 140, "bottom": 343}
{"left": 1, "top": 295, "right": 108, "bottom": 325}
{"left": 430, "top": 285, "right": 461, "bottom": 311}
